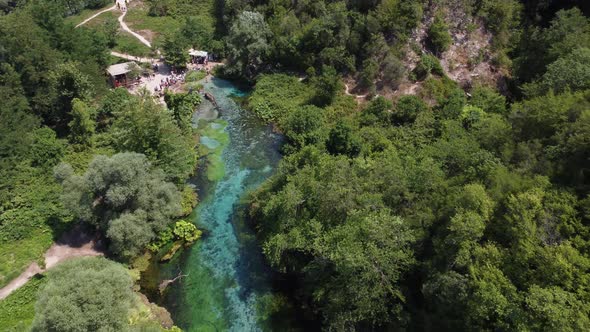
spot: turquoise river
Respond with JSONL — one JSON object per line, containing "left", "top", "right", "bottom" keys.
{"left": 155, "top": 78, "right": 288, "bottom": 331}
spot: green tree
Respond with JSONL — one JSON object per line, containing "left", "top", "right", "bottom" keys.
{"left": 181, "top": 16, "right": 214, "bottom": 50}
{"left": 162, "top": 32, "right": 189, "bottom": 69}
{"left": 326, "top": 120, "right": 361, "bottom": 157}
{"left": 110, "top": 95, "right": 197, "bottom": 183}
{"left": 524, "top": 47, "right": 590, "bottom": 96}
{"left": 164, "top": 92, "right": 202, "bottom": 132}
{"left": 382, "top": 53, "right": 405, "bottom": 87}
{"left": 226, "top": 11, "right": 272, "bottom": 80}
{"left": 48, "top": 62, "right": 92, "bottom": 132}
{"left": 55, "top": 153, "right": 182, "bottom": 258}
{"left": 31, "top": 257, "right": 135, "bottom": 332}
{"left": 30, "top": 127, "right": 65, "bottom": 169}
{"left": 310, "top": 66, "right": 342, "bottom": 107}
{"left": 68, "top": 98, "right": 94, "bottom": 147}
{"left": 283, "top": 105, "right": 323, "bottom": 148}
{"left": 470, "top": 85, "right": 507, "bottom": 114}
{"left": 393, "top": 95, "right": 428, "bottom": 125}
{"left": 414, "top": 53, "right": 444, "bottom": 80}
{"left": 361, "top": 96, "right": 392, "bottom": 126}
{"left": 525, "top": 285, "right": 590, "bottom": 331}
{"left": 427, "top": 13, "right": 452, "bottom": 55}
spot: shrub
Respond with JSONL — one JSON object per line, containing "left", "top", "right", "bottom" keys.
{"left": 31, "top": 257, "right": 135, "bottom": 332}
{"left": 414, "top": 54, "right": 445, "bottom": 80}
{"left": 393, "top": 95, "right": 429, "bottom": 125}
{"left": 427, "top": 14, "right": 452, "bottom": 54}
{"left": 173, "top": 220, "right": 202, "bottom": 243}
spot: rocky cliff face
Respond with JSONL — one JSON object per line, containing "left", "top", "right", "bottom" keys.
{"left": 399, "top": 0, "right": 508, "bottom": 96}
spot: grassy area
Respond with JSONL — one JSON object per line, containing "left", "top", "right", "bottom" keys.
{"left": 124, "top": 2, "right": 181, "bottom": 46}
{"left": 64, "top": 4, "right": 115, "bottom": 26}
{"left": 0, "top": 229, "right": 53, "bottom": 289}
{"left": 0, "top": 146, "right": 109, "bottom": 289}
{"left": 113, "top": 31, "right": 153, "bottom": 57}
{"left": 0, "top": 275, "right": 46, "bottom": 331}
{"left": 81, "top": 9, "right": 119, "bottom": 29}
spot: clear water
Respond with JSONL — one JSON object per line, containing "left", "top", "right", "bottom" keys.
{"left": 200, "top": 136, "right": 221, "bottom": 150}
{"left": 161, "top": 78, "right": 284, "bottom": 332}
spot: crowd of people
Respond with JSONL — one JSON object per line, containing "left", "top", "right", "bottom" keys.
{"left": 153, "top": 73, "right": 185, "bottom": 93}
{"left": 115, "top": 0, "right": 128, "bottom": 11}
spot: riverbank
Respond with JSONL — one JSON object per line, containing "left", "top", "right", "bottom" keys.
{"left": 0, "top": 224, "right": 105, "bottom": 300}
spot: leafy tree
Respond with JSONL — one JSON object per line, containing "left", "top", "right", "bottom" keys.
{"left": 0, "top": 65, "right": 38, "bottom": 169}
{"left": 283, "top": 105, "right": 323, "bottom": 148}
{"left": 361, "top": 96, "right": 392, "bottom": 126}
{"left": 326, "top": 120, "right": 361, "bottom": 157}
{"left": 162, "top": 32, "right": 189, "bottom": 69}
{"left": 393, "top": 95, "right": 428, "bottom": 125}
{"left": 226, "top": 11, "right": 272, "bottom": 80}
{"left": 68, "top": 98, "right": 94, "bottom": 147}
{"left": 164, "top": 92, "right": 202, "bottom": 132}
{"left": 55, "top": 153, "right": 182, "bottom": 258}
{"left": 30, "top": 127, "right": 65, "bottom": 169}
{"left": 109, "top": 95, "right": 197, "bottom": 183}
{"left": 381, "top": 53, "right": 405, "bottom": 87}
{"left": 439, "top": 88, "right": 467, "bottom": 120}
{"left": 477, "top": 0, "right": 522, "bottom": 48}
{"left": 306, "top": 210, "right": 415, "bottom": 330}
{"left": 414, "top": 54, "right": 444, "bottom": 80}
{"left": 310, "top": 65, "right": 342, "bottom": 107}
{"left": 31, "top": 257, "right": 135, "bottom": 332}
{"left": 470, "top": 85, "right": 507, "bottom": 114}
{"left": 524, "top": 47, "right": 590, "bottom": 96}
{"left": 427, "top": 13, "right": 452, "bottom": 55}
{"left": 524, "top": 285, "right": 590, "bottom": 331}
{"left": 359, "top": 58, "right": 378, "bottom": 91}
{"left": 48, "top": 62, "right": 92, "bottom": 133}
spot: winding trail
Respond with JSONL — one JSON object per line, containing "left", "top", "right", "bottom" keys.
{"left": 344, "top": 83, "right": 369, "bottom": 99}
{"left": 118, "top": 9, "right": 152, "bottom": 48}
{"left": 0, "top": 226, "right": 105, "bottom": 300}
{"left": 110, "top": 51, "right": 158, "bottom": 63}
{"left": 75, "top": 1, "right": 153, "bottom": 58}
{"left": 75, "top": 5, "right": 116, "bottom": 28}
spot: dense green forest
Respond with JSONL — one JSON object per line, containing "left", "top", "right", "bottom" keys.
{"left": 1, "top": 0, "right": 590, "bottom": 331}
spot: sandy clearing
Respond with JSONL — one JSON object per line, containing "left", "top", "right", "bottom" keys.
{"left": 0, "top": 225, "right": 105, "bottom": 300}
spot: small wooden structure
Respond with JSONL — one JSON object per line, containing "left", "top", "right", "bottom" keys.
{"left": 107, "top": 62, "right": 139, "bottom": 88}
{"left": 189, "top": 49, "right": 208, "bottom": 64}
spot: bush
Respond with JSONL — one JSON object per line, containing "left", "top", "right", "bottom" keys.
{"left": 393, "top": 95, "right": 429, "bottom": 125}
{"left": 427, "top": 14, "right": 452, "bottom": 54}
{"left": 185, "top": 70, "right": 206, "bottom": 83}
{"left": 382, "top": 54, "right": 405, "bottom": 87}
{"left": 173, "top": 220, "right": 202, "bottom": 243}
{"left": 414, "top": 54, "right": 445, "bottom": 80}
{"left": 31, "top": 257, "right": 135, "bottom": 332}
{"left": 470, "top": 85, "right": 507, "bottom": 114}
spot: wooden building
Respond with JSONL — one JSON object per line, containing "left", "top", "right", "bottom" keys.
{"left": 189, "top": 49, "right": 208, "bottom": 64}
{"left": 107, "top": 62, "right": 139, "bottom": 88}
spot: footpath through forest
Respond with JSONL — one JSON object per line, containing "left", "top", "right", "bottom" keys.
{"left": 76, "top": 0, "right": 153, "bottom": 61}
{"left": 0, "top": 226, "right": 105, "bottom": 300}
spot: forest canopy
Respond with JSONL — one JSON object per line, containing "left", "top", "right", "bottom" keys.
{"left": 1, "top": 0, "right": 590, "bottom": 331}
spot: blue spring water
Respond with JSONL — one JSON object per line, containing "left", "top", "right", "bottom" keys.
{"left": 161, "top": 78, "right": 283, "bottom": 331}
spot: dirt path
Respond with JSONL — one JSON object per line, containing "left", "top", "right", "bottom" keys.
{"left": 344, "top": 83, "right": 370, "bottom": 100}
{"left": 75, "top": 1, "right": 152, "bottom": 49}
{"left": 110, "top": 51, "right": 159, "bottom": 63}
{"left": 0, "top": 225, "right": 105, "bottom": 300}
{"left": 75, "top": 5, "right": 116, "bottom": 28}
{"left": 118, "top": 9, "right": 152, "bottom": 48}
